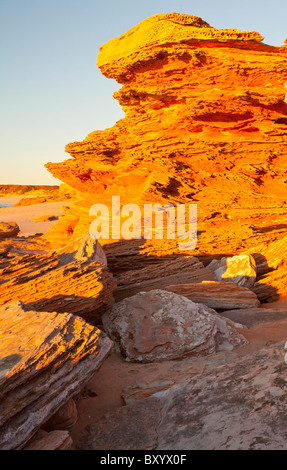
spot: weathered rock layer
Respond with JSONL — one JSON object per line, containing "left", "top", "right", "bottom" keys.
{"left": 0, "top": 301, "right": 113, "bottom": 450}
{"left": 78, "top": 342, "right": 287, "bottom": 450}
{"left": 45, "top": 13, "right": 287, "bottom": 261}
{"left": 0, "top": 235, "right": 116, "bottom": 325}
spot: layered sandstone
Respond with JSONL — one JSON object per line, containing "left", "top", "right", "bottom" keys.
{"left": 165, "top": 281, "right": 260, "bottom": 309}
{"left": 45, "top": 13, "right": 287, "bottom": 260}
{"left": 0, "top": 235, "right": 116, "bottom": 325}
{"left": 114, "top": 255, "right": 217, "bottom": 301}
{"left": 0, "top": 301, "right": 113, "bottom": 450}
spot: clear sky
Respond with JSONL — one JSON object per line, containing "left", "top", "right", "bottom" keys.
{"left": 1, "top": 0, "right": 286, "bottom": 185}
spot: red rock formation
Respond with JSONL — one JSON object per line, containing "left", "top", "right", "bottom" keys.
{"left": 45, "top": 13, "right": 287, "bottom": 259}
{"left": 23, "top": 429, "right": 73, "bottom": 450}
{"left": 42, "top": 399, "right": 78, "bottom": 432}
{"left": 0, "top": 235, "right": 116, "bottom": 325}
{"left": 0, "top": 222, "right": 20, "bottom": 239}
{"left": 0, "top": 185, "right": 59, "bottom": 197}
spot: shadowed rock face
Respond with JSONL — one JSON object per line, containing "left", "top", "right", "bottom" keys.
{"left": 45, "top": 12, "right": 287, "bottom": 258}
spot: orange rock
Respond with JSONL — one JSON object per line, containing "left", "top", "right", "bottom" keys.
{"left": 0, "top": 222, "right": 20, "bottom": 239}
{"left": 165, "top": 281, "right": 260, "bottom": 309}
{"left": 14, "top": 197, "right": 47, "bottom": 206}
{"left": 0, "top": 236, "right": 116, "bottom": 324}
{"left": 44, "top": 13, "right": 287, "bottom": 261}
{"left": 114, "top": 255, "right": 217, "bottom": 301}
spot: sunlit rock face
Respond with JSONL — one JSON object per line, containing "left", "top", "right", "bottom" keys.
{"left": 45, "top": 13, "right": 287, "bottom": 257}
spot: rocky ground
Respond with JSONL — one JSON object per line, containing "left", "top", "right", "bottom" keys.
{"left": 1, "top": 198, "right": 287, "bottom": 450}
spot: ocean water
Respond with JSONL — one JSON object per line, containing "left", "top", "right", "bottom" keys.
{"left": 0, "top": 203, "right": 13, "bottom": 208}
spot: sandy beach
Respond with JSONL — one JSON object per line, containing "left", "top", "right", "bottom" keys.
{"left": 0, "top": 197, "right": 71, "bottom": 237}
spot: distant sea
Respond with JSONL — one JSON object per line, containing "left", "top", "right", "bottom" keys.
{"left": 0, "top": 203, "right": 13, "bottom": 208}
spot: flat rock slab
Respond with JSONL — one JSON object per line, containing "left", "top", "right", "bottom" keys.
{"left": 220, "top": 307, "right": 287, "bottom": 329}
{"left": 114, "top": 256, "right": 217, "bottom": 302}
{"left": 0, "top": 301, "right": 113, "bottom": 450}
{"left": 79, "top": 342, "right": 287, "bottom": 450}
{"left": 165, "top": 281, "right": 260, "bottom": 310}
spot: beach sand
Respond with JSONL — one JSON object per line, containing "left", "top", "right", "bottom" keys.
{"left": 0, "top": 197, "right": 71, "bottom": 237}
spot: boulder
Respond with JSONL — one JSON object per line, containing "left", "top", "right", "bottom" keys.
{"left": 207, "top": 254, "right": 257, "bottom": 288}
{"left": 0, "top": 301, "right": 113, "bottom": 450}
{"left": 0, "top": 222, "right": 20, "bottom": 239}
{"left": 102, "top": 289, "right": 247, "bottom": 362}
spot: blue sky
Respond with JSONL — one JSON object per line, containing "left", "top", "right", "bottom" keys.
{"left": 1, "top": 0, "right": 286, "bottom": 185}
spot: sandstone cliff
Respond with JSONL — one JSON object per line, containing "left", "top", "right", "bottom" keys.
{"left": 45, "top": 13, "right": 287, "bottom": 256}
